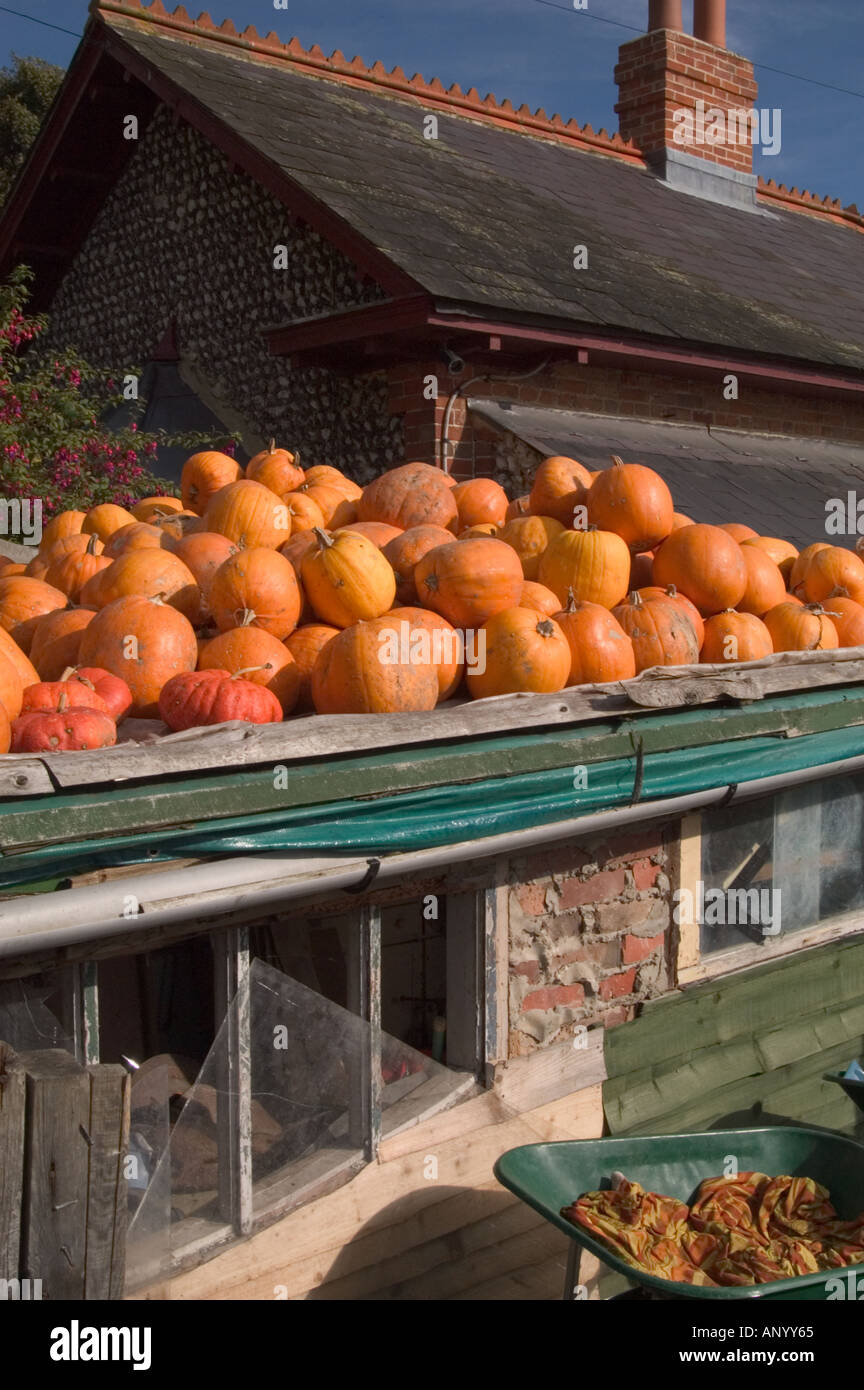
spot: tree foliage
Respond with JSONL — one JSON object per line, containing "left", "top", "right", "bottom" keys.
{"left": 0, "top": 54, "right": 65, "bottom": 206}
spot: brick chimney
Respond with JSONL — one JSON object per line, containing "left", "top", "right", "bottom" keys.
{"left": 615, "top": 0, "right": 760, "bottom": 208}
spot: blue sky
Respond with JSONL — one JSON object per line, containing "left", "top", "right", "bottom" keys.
{"left": 3, "top": 0, "right": 864, "bottom": 206}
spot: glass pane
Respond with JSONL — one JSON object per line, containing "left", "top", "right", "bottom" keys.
{"left": 700, "top": 796, "right": 774, "bottom": 954}
{"left": 0, "top": 967, "right": 76, "bottom": 1052}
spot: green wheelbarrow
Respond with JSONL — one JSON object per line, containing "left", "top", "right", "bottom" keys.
{"left": 494, "top": 1126, "right": 864, "bottom": 1301}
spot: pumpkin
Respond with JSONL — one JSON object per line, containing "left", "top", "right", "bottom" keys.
{"left": 102, "top": 522, "right": 165, "bottom": 559}
{"left": 388, "top": 607, "right": 464, "bottom": 701}
{"left": 357, "top": 462, "right": 458, "bottom": 532}
{"left": 78, "top": 595, "right": 198, "bottom": 718}
{"left": 204, "top": 480, "right": 290, "bottom": 550}
{"left": 612, "top": 591, "right": 700, "bottom": 673}
{"left": 181, "top": 450, "right": 243, "bottom": 515}
{"left": 159, "top": 668, "right": 282, "bottom": 731}
{"left": 207, "top": 548, "right": 301, "bottom": 640}
{"left": 301, "top": 528, "right": 396, "bottom": 628}
{"left": 0, "top": 577, "right": 67, "bottom": 653}
{"left": 672, "top": 512, "right": 694, "bottom": 530}
{"left": 62, "top": 666, "right": 133, "bottom": 721}
{"left": 303, "top": 467, "right": 362, "bottom": 501}
{"left": 465, "top": 608, "right": 570, "bottom": 701}
{"left": 29, "top": 608, "right": 95, "bottom": 681}
{"left": 552, "top": 592, "right": 636, "bottom": 686}
{"left": 81, "top": 548, "right": 199, "bottom": 622}
{"left": 519, "top": 581, "right": 561, "bottom": 617}
{"left": 741, "top": 537, "right": 799, "bottom": 583}
{"left": 38, "top": 509, "right": 86, "bottom": 553}
{"left": 414, "top": 537, "right": 523, "bottom": 628}
{"left": 11, "top": 700, "right": 116, "bottom": 753}
{"left": 245, "top": 440, "right": 304, "bottom": 496}
{"left": 458, "top": 524, "right": 500, "bottom": 539}
{"left": 311, "top": 614, "right": 440, "bottom": 714}
{"left": 198, "top": 618, "right": 300, "bottom": 714}
{"left": 21, "top": 678, "right": 112, "bottom": 717}
{"left": 789, "top": 542, "right": 831, "bottom": 593}
{"left": 45, "top": 534, "right": 112, "bottom": 604}
{"left": 24, "top": 552, "right": 51, "bottom": 579}
{"left": 382, "top": 525, "right": 455, "bottom": 605}
{"left": 763, "top": 602, "right": 839, "bottom": 653}
{"left": 505, "top": 495, "right": 530, "bottom": 521}
{"left": 0, "top": 625, "right": 40, "bottom": 688}
{"left": 338, "top": 520, "right": 403, "bottom": 549}
{"left": 528, "top": 456, "right": 593, "bottom": 525}
{"left": 825, "top": 595, "right": 864, "bottom": 648}
{"left": 0, "top": 652, "right": 24, "bottom": 720}
{"left": 169, "top": 532, "right": 239, "bottom": 621}
{"left": 802, "top": 547, "right": 864, "bottom": 606}
{"left": 628, "top": 551, "right": 655, "bottom": 590}
{"left": 538, "top": 528, "right": 631, "bottom": 610}
{"left": 82, "top": 503, "right": 137, "bottom": 541}
{"left": 719, "top": 522, "right": 758, "bottom": 542}
{"left": 498, "top": 515, "right": 564, "bottom": 581}
{"left": 0, "top": 562, "right": 26, "bottom": 577}
{"left": 452, "top": 478, "right": 509, "bottom": 530}
{"left": 281, "top": 492, "right": 326, "bottom": 534}
{"left": 653, "top": 524, "right": 747, "bottom": 616}
{"left": 285, "top": 624, "right": 340, "bottom": 711}
{"left": 152, "top": 511, "right": 203, "bottom": 543}
{"left": 587, "top": 457, "right": 674, "bottom": 553}
{"left": 131, "top": 496, "right": 184, "bottom": 523}
{"left": 738, "top": 545, "right": 787, "bottom": 618}
{"left": 701, "top": 611, "right": 773, "bottom": 664}
{"left": 636, "top": 584, "right": 705, "bottom": 648}
{"left": 279, "top": 530, "right": 320, "bottom": 575}
{"left": 0, "top": 701, "right": 9, "bottom": 754}
{"left": 300, "top": 484, "right": 357, "bottom": 528}
{"left": 440, "top": 471, "right": 457, "bottom": 488}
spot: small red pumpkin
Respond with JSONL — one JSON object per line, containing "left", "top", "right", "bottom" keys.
{"left": 21, "top": 678, "right": 112, "bottom": 717}
{"left": 158, "top": 669, "right": 283, "bottom": 731}
{"left": 11, "top": 698, "right": 117, "bottom": 752}
{"left": 62, "top": 666, "right": 133, "bottom": 721}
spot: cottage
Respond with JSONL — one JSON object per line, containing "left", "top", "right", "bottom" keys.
{"left": 1, "top": 0, "right": 864, "bottom": 1302}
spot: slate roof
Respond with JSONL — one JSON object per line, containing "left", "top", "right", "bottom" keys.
{"left": 469, "top": 399, "right": 864, "bottom": 549}
{"left": 98, "top": 11, "right": 864, "bottom": 375}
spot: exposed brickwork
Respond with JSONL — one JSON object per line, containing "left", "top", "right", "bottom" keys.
{"left": 508, "top": 826, "right": 673, "bottom": 1054}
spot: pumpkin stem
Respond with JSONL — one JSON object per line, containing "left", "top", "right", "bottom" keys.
{"left": 237, "top": 608, "right": 258, "bottom": 627}
{"left": 232, "top": 665, "right": 270, "bottom": 679}
{"left": 565, "top": 587, "right": 577, "bottom": 614}
{"left": 665, "top": 585, "right": 678, "bottom": 598}
{"left": 313, "top": 527, "right": 334, "bottom": 551}
{"left": 86, "top": 533, "right": 100, "bottom": 555}
{"left": 628, "top": 590, "right": 643, "bottom": 607}
{"left": 829, "top": 586, "right": 850, "bottom": 599}
{"left": 57, "top": 692, "right": 69, "bottom": 712}
{"left": 268, "top": 438, "right": 276, "bottom": 454}
{"left": 60, "top": 666, "right": 78, "bottom": 682}
{"left": 610, "top": 455, "right": 624, "bottom": 469}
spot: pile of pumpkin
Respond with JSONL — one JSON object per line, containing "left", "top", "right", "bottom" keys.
{"left": 1, "top": 446, "right": 863, "bottom": 754}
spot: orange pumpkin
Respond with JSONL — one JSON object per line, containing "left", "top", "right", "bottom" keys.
{"left": 701, "top": 611, "right": 773, "bottom": 664}
{"left": 498, "top": 515, "right": 565, "bottom": 581}
{"left": 505, "top": 495, "right": 530, "bottom": 521}
{"left": 653, "top": 524, "right": 747, "bottom": 616}
{"left": 466, "top": 608, "right": 570, "bottom": 700}
{"left": 21, "top": 678, "right": 111, "bottom": 717}
{"left": 612, "top": 591, "right": 700, "bottom": 673}
{"left": 0, "top": 577, "right": 67, "bottom": 652}
{"left": 311, "top": 614, "right": 440, "bottom": 714}
{"left": 738, "top": 545, "right": 787, "bottom": 618}
{"left": 587, "top": 457, "right": 674, "bottom": 553}
{"left": 553, "top": 592, "right": 636, "bottom": 686}
{"left": 458, "top": 523, "right": 500, "bottom": 540}
{"left": 279, "top": 530, "right": 320, "bottom": 576}
{"left": 414, "top": 538, "right": 523, "bottom": 628}
{"left": 208, "top": 548, "right": 301, "bottom": 640}
{"left": 741, "top": 537, "right": 799, "bottom": 583}
{"left": 152, "top": 511, "right": 203, "bottom": 543}
{"left": 636, "top": 584, "right": 705, "bottom": 649}
{"left": 169, "top": 532, "right": 239, "bottom": 618}
{"left": 519, "top": 581, "right": 561, "bottom": 617}
{"left": 45, "top": 533, "right": 112, "bottom": 603}
{"left": 337, "top": 520, "right": 404, "bottom": 549}
{"left": 0, "top": 626, "right": 40, "bottom": 688}
{"left": 278, "top": 492, "right": 325, "bottom": 534}
{"left": 204, "top": 480, "right": 290, "bottom": 550}
{"left": 382, "top": 526, "right": 455, "bottom": 605}
{"left": 38, "top": 509, "right": 86, "bottom": 553}
{"left": 131, "top": 496, "right": 184, "bottom": 523}
{"left": 764, "top": 602, "right": 839, "bottom": 653}
{"left": 719, "top": 522, "right": 758, "bottom": 542}
{"left": 302, "top": 466, "right": 362, "bottom": 501}
{"left": 198, "top": 617, "right": 300, "bottom": 714}
{"left": 245, "top": 440, "right": 304, "bottom": 496}
{"left": 301, "top": 484, "right": 357, "bottom": 527}
{"left": 0, "top": 693, "right": 10, "bottom": 752}
{"left": 528, "top": 456, "right": 593, "bottom": 525}
{"left": 789, "top": 542, "right": 831, "bottom": 593}
{"left": 285, "top": 624, "right": 340, "bottom": 711}
{"left": 388, "top": 607, "right": 464, "bottom": 701}
{"left": 802, "top": 547, "right": 864, "bottom": 606}
{"left": 538, "top": 528, "right": 631, "bottom": 610}
{"left": 672, "top": 512, "right": 694, "bottom": 530}
{"left": 826, "top": 595, "right": 864, "bottom": 648}
{"left": 358, "top": 462, "right": 458, "bottom": 532}
{"left": 24, "top": 552, "right": 51, "bottom": 579}
{"left": 78, "top": 594, "right": 198, "bottom": 718}
{"left": 81, "top": 549, "right": 199, "bottom": 622}
{"left": 452, "top": 478, "right": 509, "bottom": 530}
{"left": 102, "top": 522, "right": 165, "bottom": 559}
{"left": 181, "top": 450, "right": 243, "bottom": 515}
{"left": 29, "top": 608, "right": 95, "bottom": 681}
{"left": 301, "top": 528, "right": 396, "bottom": 628}
{"left": 0, "top": 651, "right": 24, "bottom": 720}
{"left": 628, "top": 551, "right": 655, "bottom": 590}
{"left": 36, "top": 531, "right": 103, "bottom": 569}
{"left": 82, "top": 503, "right": 137, "bottom": 542}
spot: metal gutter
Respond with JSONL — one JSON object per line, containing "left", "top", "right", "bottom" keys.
{"left": 4, "top": 750, "right": 864, "bottom": 959}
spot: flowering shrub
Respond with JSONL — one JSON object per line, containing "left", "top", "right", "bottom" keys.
{"left": 0, "top": 266, "right": 234, "bottom": 534}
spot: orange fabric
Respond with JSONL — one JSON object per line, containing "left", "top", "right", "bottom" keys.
{"left": 562, "top": 1172, "right": 864, "bottom": 1288}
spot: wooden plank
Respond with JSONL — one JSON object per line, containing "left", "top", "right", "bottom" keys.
{"left": 377, "top": 1090, "right": 510, "bottom": 1162}
{"left": 0, "top": 1042, "right": 25, "bottom": 1281}
{"left": 445, "top": 891, "right": 480, "bottom": 1073}
{"left": 19, "top": 1048, "right": 90, "bottom": 1299}
{"left": 493, "top": 1026, "right": 606, "bottom": 1110}
{"left": 84, "top": 1063, "right": 129, "bottom": 1299}
{"left": 0, "top": 762, "right": 54, "bottom": 797}
{"left": 674, "top": 813, "right": 702, "bottom": 977}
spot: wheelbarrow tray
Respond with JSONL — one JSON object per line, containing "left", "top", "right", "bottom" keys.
{"left": 494, "top": 1126, "right": 864, "bottom": 1301}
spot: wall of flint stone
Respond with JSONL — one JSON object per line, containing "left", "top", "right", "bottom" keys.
{"left": 44, "top": 106, "right": 402, "bottom": 480}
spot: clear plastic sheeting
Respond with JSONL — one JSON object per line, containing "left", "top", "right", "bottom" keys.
{"left": 126, "top": 958, "right": 471, "bottom": 1289}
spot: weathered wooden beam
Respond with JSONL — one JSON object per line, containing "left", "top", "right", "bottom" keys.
{"left": 0, "top": 1043, "right": 25, "bottom": 1281}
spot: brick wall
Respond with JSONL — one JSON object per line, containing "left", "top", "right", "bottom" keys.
{"left": 507, "top": 827, "right": 674, "bottom": 1057}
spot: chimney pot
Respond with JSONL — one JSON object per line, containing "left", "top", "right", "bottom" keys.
{"left": 693, "top": 0, "right": 727, "bottom": 48}
{"left": 648, "top": 0, "right": 683, "bottom": 30}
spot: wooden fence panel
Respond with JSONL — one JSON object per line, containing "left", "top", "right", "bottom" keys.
{"left": 0, "top": 1042, "right": 25, "bottom": 1282}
